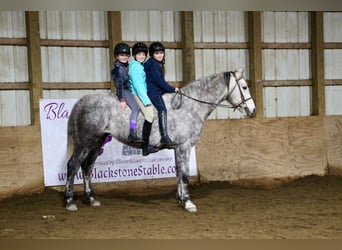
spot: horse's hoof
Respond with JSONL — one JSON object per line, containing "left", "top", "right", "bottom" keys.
{"left": 180, "top": 200, "right": 197, "bottom": 212}
{"left": 66, "top": 203, "right": 78, "bottom": 211}
{"left": 88, "top": 197, "right": 101, "bottom": 207}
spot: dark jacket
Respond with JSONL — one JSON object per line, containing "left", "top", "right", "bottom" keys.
{"left": 144, "top": 58, "right": 175, "bottom": 98}
{"left": 111, "top": 61, "right": 130, "bottom": 101}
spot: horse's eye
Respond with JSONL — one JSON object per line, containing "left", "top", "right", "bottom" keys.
{"left": 242, "top": 86, "right": 248, "bottom": 90}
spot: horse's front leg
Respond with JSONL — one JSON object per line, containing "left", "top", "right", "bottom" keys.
{"left": 174, "top": 144, "right": 197, "bottom": 212}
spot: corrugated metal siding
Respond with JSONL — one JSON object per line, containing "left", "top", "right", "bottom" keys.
{"left": 0, "top": 46, "right": 28, "bottom": 82}
{"left": 0, "top": 11, "right": 29, "bottom": 126}
{"left": 121, "top": 11, "right": 181, "bottom": 42}
{"left": 43, "top": 89, "right": 110, "bottom": 99}
{"left": 39, "top": 11, "right": 108, "bottom": 40}
{"left": 324, "top": 12, "right": 342, "bottom": 115}
{"left": 263, "top": 87, "right": 311, "bottom": 117}
{"left": 262, "top": 12, "right": 311, "bottom": 117}
{"left": 194, "top": 11, "right": 249, "bottom": 119}
{"left": 324, "top": 12, "right": 342, "bottom": 42}
{"left": 0, "top": 90, "right": 31, "bottom": 126}
{"left": 262, "top": 12, "right": 309, "bottom": 42}
{"left": 0, "top": 11, "right": 26, "bottom": 38}
{"left": 40, "top": 11, "right": 109, "bottom": 86}
{"left": 41, "top": 47, "right": 109, "bottom": 83}
{"left": 194, "top": 11, "right": 248, "bottom": 43}
{"left": 324, "top": 50, "right": 342, "bottom": 79}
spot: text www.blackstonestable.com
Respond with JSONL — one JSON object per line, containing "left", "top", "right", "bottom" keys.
{"left": 57, "top": 163, "right": 177, "bottom": 182}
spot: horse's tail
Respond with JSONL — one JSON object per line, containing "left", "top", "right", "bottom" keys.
{"left": 66, "top": 107, "right": 76, "bottom": 161}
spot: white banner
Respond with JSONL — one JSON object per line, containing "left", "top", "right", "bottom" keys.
{"left": 40, "top": 99, "right": 197, "bottom": 186}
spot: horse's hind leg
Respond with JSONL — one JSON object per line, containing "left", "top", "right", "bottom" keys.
{"left": 81, "top": 134, "right": 109, "bottom": 207}
{"left": 174, "top": 144, "right": 197, "bottom": 212}
{"left": 65, "top": 147, "right": 88, "bottom": 211}
{"left": 81, "top": 150, "right": 101, "bottom": 207}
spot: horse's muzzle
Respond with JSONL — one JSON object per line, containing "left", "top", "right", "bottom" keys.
{"left": 245, "top": 106, "right": 256, "bottom": 117}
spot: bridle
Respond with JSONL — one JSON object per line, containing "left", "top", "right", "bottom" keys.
{"left": 226, "top": 71, "right": 253, "bottom": 110}
{"left": 171, "top": 71, "right": 252, "bottom": 110}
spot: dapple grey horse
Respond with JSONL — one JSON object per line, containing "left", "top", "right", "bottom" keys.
{"left": 65, "top": 68, "right": 255, "bottom": 212}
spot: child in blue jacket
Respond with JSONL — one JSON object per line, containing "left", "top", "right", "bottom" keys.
{"left": 144, "top": 42, "right": 179, "bottom": 149}
{"left": 129, "top": 42, "right": 159, "bottom": 156}
{"left": 111, "top": 42, "right": 143, "bottom": 144}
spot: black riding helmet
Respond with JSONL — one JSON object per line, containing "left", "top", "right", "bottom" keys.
{"left": 132, "top": 42, "right": 148, "bottom": 56}
{"left": 114, "top": 43, "right": 130, "bottom": 56}
{"left": 149, "top": 42, "right": 165, "bottom": 57}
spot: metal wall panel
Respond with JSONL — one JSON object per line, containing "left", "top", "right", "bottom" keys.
{"left": 39, "top": 11, "right": 110, "bottom": 85}
{"left": 0, "top": 90, "right": 31, "bottom": 126}
{"left": 39, "top": 11, "right": 107, "bottom": 40}
{"left": 262, "top": 12, "right": 309, "bottom": 42}
{"left": 263, "top": 49, "right": 310, "bottom": 80}
{"left": 324, "top": 12, "right": 342, "bottom": 115}
{"left": 43, "top": 89, "right": 110, "bottom": 99}
{"left": 324, "top": 49, "right": 342, "bottom": 115}
{"left": 0, "top": 46, "right": 28, "bottom": 82}
{"left": 0, "top": 11, "right": 29, "bottom": 126}
{"left": 41, "top": 47, "right": 109, "bottom": 82}
{"left": 324, "top": 12, "right": 342, "bottom": 42}
{"left": 0, "top": 11, "right": 26, "bottom": 38}
{"left": 325, "top": 49, "right": 342, "bottom": 79}
{"left": 263, "top": 49, "right": 311, "bottom": 117}
{"left": 122, "top": 11, "right": 150, "bottom": 41}
{"left": 262, "top": 12, "right": 311, "bottom": 117}
{"left": 121, "top": 11, "right": 181, "bottom": 41}
{"left": 36, "top": 11, "right": 112, "bottom": 123}
{"left": 194, "top": 11, "right": 248, "bottom": 43}
{"left": 326, "top": 86, "right": 342, "bottom": 115}
{"left": 264, "top": 86, "right": 311, "bottom": 117}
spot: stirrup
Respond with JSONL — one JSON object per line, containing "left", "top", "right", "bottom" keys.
{"left": 127, "top": 134, "right": 143, "bottom": 143}
{"left": 160, "top": 140, "right": 176, "bottom": 149}
{"left": 142, "top": 145, "right": 159, "bottom": 156}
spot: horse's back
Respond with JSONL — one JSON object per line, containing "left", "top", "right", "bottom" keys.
{"left": 76, "top": 92, "right": 117, "bottom": 108}
{"left": 69, "top": 92, "right": 127, "bottom": 138}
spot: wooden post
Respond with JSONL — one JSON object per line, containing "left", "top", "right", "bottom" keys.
{"left": 26, "top": 11, "right": 43, "bottom": 127}
{"left": 107, "top": 11, "right": 122, "bottom": 93}
{"left": 248, "top": 11, "right": 264, "bottom": 118}
{"left": 181, "top": 11, "right": 195, "bottom": 87}
{"left": 311, "top": 11, "right": 325, "bottom": 116}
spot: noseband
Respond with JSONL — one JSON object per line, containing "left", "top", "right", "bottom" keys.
{"left": 171, "top": 71, "right": 251, "bottom": 110}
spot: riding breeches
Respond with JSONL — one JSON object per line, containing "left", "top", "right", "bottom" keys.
{"left": 134, "top": 95, "right": 154, "bottom": 123}
{"left": 122, "top": 89, "right": 140, "bottom": 123}
{"left": 149, "top": 94, "right": 167, "bottom": 113}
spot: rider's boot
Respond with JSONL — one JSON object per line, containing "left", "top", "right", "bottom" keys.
{"left": 142, "top": 120, "right": 159, "bottom": 156}
{"left": 158, "top": 111, "right": 176, "bottom": 149}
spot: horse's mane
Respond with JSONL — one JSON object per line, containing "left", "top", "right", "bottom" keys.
{"left": 181, "top": 71, "right": 227, "bottom": 93}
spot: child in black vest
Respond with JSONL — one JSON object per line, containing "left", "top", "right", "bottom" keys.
{"left": 111, "top": 42, "right": 143, "bottom": 144}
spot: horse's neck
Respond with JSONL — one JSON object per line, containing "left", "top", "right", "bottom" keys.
{"left": 184, "top": 76, "right": 227, "bottom": 120}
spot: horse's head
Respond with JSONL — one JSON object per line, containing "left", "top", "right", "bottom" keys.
{"left": 225, "top": 69, "right": 256, "bottom": 117}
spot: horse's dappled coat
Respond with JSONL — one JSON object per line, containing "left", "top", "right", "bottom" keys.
{"left": 65, "top": 69, "right": 255, "bottom": 212}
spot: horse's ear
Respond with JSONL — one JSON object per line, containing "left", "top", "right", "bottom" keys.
{"left": 234, "top": 68, "right": 244, "bottom": 78}
{"left": 224, "top": 71, "right": 231, "bottom": 82}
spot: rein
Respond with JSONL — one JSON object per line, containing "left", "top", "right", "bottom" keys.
{"left": 171, "top": 91, "right": 236, "bottom": 110}
{"left": 171, "top": 71, "right": 250, "bottom": 110}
